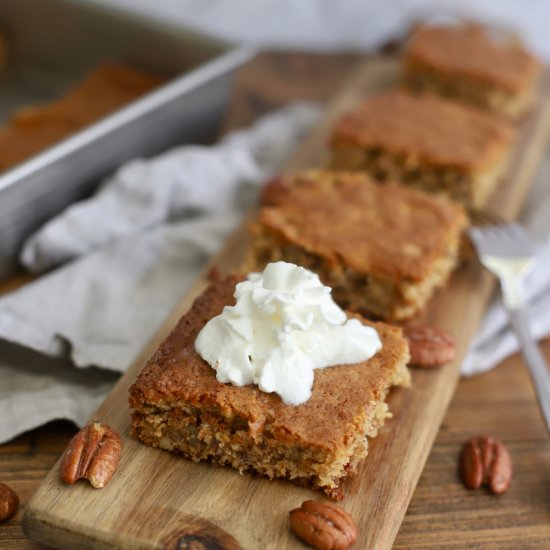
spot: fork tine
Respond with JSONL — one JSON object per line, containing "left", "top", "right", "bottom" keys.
{"left": 468, "top": 210, "right": 533, "bottom": 250}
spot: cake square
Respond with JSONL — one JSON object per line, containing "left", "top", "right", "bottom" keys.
{"left": 129, "top": 274, "right": 410, "bottom": 500}
{"left": 403, "top": 24, "right": 541, "bottom": 119}
{"left": 246, "top": 171, "right": 467, "bottom": 322}
{"left": 329, "top": 91, "right": 515, "bottom": 208}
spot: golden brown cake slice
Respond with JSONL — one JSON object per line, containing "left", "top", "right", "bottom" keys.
{"left": 246, "top": 170, "right": 467, "bottom": 321}
{"left": 402, "top": 24, "right": 541, "bottom": 119}
{"left": 129, "top": 275, "right": 410, "bottom": 500}
{"left": 329, "top": 91, "right": 515, "bottom": 208}
{"left": 0, "top": 62, "right": 163, "bottom": 173}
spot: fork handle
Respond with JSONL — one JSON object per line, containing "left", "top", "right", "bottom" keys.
{"left": 509, "top": 308, "right": 550, "bottom": 435}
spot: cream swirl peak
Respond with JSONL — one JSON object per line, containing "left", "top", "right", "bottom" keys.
{"left": 195, "top": 261, "right": 382, "bottom": 405}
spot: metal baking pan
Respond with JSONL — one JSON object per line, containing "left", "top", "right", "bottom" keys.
{"left": 0, "top": 0, "right": 253, "bottom": 281}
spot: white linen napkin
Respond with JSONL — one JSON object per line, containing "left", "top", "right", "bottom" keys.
{"left": 0, "top": 101, "right": 549, "bottom": 444}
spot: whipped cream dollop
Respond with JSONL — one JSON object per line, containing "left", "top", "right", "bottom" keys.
{"left": 195, "top": 261, "right": 382, "bottom": 405}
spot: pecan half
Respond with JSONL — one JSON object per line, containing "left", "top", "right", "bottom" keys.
{"left": 403, "top": 325, "right": 456, "bottom": 368}
{"left": 289, "top": 500, "right": 357, "bottom": 550}
{"left": 60, "top": 422, "right": 122, "bottom": 488}
{"left": 459, "top": 436, "right": 512, "bottom": 494}
{"left": 0, "top": 482, "right": 19, "bottom": 522}
{"left": 260, "top": 175, "right": 290, "bottom": 205}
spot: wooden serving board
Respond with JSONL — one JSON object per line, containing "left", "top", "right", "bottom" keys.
{"left": 23, "top": 57, "right": 550, "bottom": 550}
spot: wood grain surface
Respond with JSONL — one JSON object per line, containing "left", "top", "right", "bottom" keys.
{"left": 2, "top": 52, "right": 550, "bottom": 549}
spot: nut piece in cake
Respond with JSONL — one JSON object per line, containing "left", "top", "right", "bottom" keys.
{"left": 403, "top": 24, "right": 541, "bottom": 119}
{"left": 329, "top": 91, "right": 515, "bottom": 209}
{"left": 246, "top": 170, "right": 467, "bottom": 322}
{"left": 129, "top": 272, "right": 410, "bottom": 500}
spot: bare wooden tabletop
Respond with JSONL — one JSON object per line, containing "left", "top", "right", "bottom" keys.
{"left": 1, "top": 52, "right": 549, "bottom": 549}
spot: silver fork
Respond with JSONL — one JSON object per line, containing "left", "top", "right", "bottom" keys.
{"left": 469, "top": 220, "right": 550, "bottom": 434}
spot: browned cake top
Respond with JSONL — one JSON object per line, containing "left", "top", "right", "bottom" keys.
{"left": 330, "top": 91, "right": 515, "bottom": 172}
{"left": 258, "top": 171, "right": 467, "bottom": 280}
{"left": 405, "top": 25, "right": 541, "bottom": 93}
{"left": 129, "top": 275, "right": 408, "bottom": 453}
{"left": 0, "top": 62, "right": 163, "bottom": 172}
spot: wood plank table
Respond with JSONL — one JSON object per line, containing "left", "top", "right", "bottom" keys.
{"left": 1, "top": 52, "right": 549, "bottom": 549}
